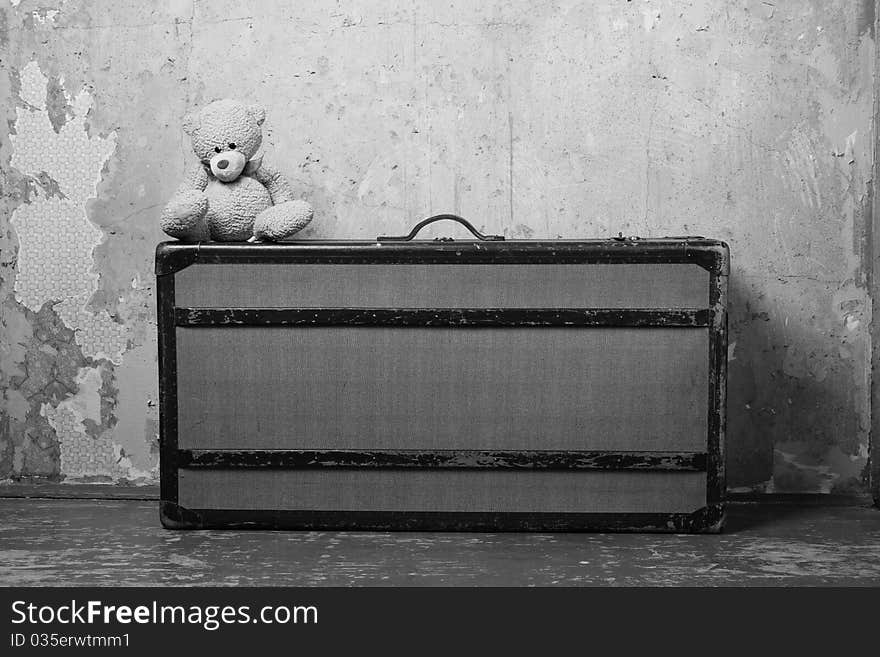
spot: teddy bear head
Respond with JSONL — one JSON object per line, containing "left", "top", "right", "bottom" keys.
{"left": 182, "top": 99, "right": 266, "bottom": 183}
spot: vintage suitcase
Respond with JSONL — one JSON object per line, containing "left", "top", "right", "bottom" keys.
{"left": 156, "top": 215, "right": 728, "bottom": 532}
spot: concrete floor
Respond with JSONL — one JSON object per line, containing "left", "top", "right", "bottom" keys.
{"left": 1, "top": 500, "right": 879, "bottom": 586}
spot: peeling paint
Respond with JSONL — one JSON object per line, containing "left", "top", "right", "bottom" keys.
{"left": 110, "top": 342, "right": 159, "bottom": 477}
{"left": 31, "top": 9, "right": 60, "bottom": 26}
{"left": 41, "top": 365, "right": 127, "bottom": 480}
{"left": 10, "top": 61, "right": 126, "bottom": 364}
{"left": 1, "top": 52, "right": 154, "bottom": 481}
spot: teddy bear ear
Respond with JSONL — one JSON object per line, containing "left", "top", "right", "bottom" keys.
{"left": 247, "top": 104, "right": 267, "bottom": 126}
{"left": 181, "top": 111, "right": 199, "bottom": 136}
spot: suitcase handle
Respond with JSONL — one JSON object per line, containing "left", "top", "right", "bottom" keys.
{"left": 377, "top": 214, "right": 505, "bottom": 242}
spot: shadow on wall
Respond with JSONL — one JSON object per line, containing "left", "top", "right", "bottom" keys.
{"left": 726, "top": 276, "right": 869, "bottom": 494}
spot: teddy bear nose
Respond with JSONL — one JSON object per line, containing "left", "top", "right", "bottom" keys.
{"left": 216, "top": 159, "right": 229, "bottom": 170}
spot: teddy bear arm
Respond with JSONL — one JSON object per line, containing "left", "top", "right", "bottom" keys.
{"left": 253, "top": 160, "right": 295, "bottom": 204}
{"left": 160, "top": 162, "right": 210, "bottom": 241}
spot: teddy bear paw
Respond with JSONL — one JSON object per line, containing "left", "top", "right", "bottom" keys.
{"left": 252, "top": 200, "right": 314, "bottom": 241}
{"left": 160, "top": 190, "right": 209, "bottom": 241}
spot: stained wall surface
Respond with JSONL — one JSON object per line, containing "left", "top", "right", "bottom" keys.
{"left": 0, "top": 0, "right": 875, "bottom": 493}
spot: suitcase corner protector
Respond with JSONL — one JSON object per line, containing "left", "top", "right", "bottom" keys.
{"left": 691, "top": 241, "right": 730, "bottom": 276}
{"left": 697, "top": 503, "right": 726, "bottom": 534}
{"left": 704, "top": 513, "right": 726, "bottom": 534}
{"left": 160, "top": 500, "right": 201, "bottom": 530}
{"left": 155, "top": 242, "right": 199, "bottom": 276}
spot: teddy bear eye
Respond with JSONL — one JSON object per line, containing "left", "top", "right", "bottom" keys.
{"left": 214, "top": 146, "right": 221, "bottom": 153}
{"left": 228, "top": 142, "right": 237, "bottom": 150}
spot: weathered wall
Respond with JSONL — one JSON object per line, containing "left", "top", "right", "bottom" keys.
{"left": 0, "top": 0, "right": 874, "bottom": 493}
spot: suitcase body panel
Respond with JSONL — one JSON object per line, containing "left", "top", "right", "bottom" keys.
{"left": 176, "top": 326, "right": 709, "bottom": 451}
{"left": 157, "top": 238, "right": 728, "bottom": 532}
{"left": 174, "top": 262, "right": 710, "bottom": 308}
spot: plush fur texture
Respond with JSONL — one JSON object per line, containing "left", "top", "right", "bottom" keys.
{"left": 160, "top": 99, "right": 313, "bottom": 242}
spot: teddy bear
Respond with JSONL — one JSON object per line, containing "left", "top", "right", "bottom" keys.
{"left": 160, "top": 99, "right": 313, "bottom": 242}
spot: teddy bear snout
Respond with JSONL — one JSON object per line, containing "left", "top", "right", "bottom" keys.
{"left": 210, "top": 150, "right": 247, "bottom": 182}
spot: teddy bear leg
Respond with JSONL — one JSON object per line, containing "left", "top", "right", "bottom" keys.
{"left": 252, "top": 200, "right": 313, "bottom": 241}
{"left": 159, "top": 190, "right": 210, "bottom": 241}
